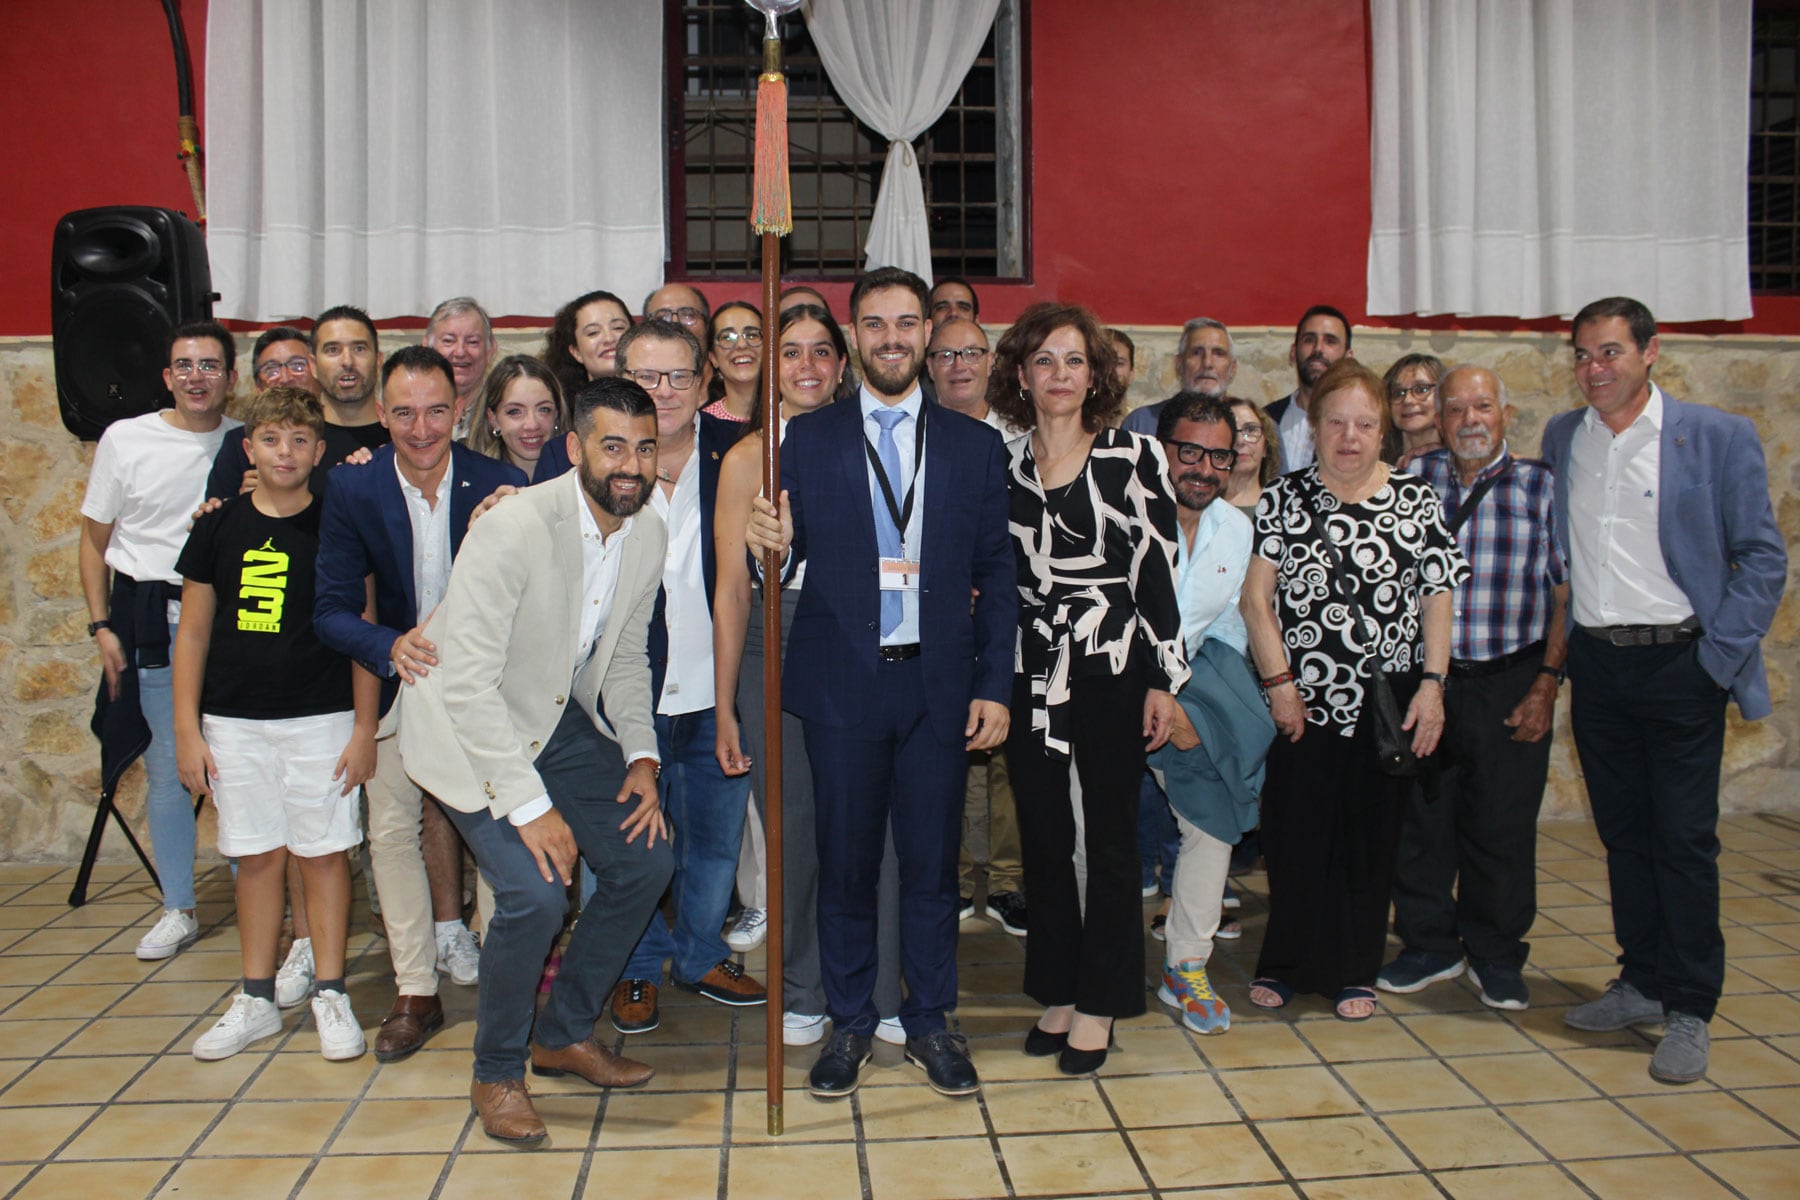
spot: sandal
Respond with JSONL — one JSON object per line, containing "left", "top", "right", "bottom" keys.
{"left": 1249, "top": 977, "right": 1294, "bottom": 1009}
{"left": 1334, "top": 986, "right": 1378, "bottom": 1021}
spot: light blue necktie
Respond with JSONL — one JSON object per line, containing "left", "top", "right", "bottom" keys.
{"left": 870, "top": 407, "right": 908, "bottom": 637}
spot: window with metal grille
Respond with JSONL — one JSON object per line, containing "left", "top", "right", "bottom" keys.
{"left": 667, "top": 0, "right": 1027, "bottom": 282}
{"left": 1752, "top": 3, "right": 1800, "bottom": 291}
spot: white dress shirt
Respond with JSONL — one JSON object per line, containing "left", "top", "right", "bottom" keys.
{"left": 508, "top": 498, "right": 640, "bottom": 829}
{"left": 860, "top": 384, "right": 926, "bottom": 646}
{"left": 1277, "top": 391, "right": 1315, "bottom": 472}
{"left": 1567, "top": 384, "right": 1693, "bottom": 627}
{"left": 1175, "top": 500, "right": 1253, "bottom": 656}
{"left": 397, "top": 454, "right": 454, "bottom": 623}
{"left": 649, "top": 417, "right": 715, "bottom": 715}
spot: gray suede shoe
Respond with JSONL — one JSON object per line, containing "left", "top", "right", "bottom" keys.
{"left": 1563, "top": 979, "right": 1664, "bottom": 1032}
{"left": 1649, "top": 1012, "right": 1710, "bottom": 1084}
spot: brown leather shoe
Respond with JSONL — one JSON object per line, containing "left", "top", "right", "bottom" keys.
{"left": 610, "top": 978, "right": 660, "bottom": 1034}
{"left": 373, "top": 994, "right": 444, "bottom": 1062}
{"left": 675, "top": 959, "right": 767, "bottom": 1007}
{"left": 470, "top": 1078, "right": 546, "bottom": 1147}
{"left": 531, "top": 1036, "right": 655, "bottom": 1088}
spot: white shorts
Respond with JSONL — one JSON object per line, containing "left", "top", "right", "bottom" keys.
{"left": 205, "top": 711, "right": 365, "bottom": 858}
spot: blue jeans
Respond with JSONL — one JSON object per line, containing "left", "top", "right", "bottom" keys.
{"left": 623, "top": 707, "right": 751, "bottom": 985}
{"left": 1137, "top": 770, "right": 1180, "bottom": 895}
{"left": 445, "top": 705, "right": 672, "bottom": 1083}
{"left": 137, "top": 661, "right": 197, "bottom": 911}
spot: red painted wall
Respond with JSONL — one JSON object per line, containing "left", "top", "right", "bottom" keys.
{"left": 4, "top": 0, "right": 1793, "bottom": 336}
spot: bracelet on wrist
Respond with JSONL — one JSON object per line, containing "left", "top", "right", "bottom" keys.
{"left": 1259, "top": 670, "right": 1295, "bottom": 690}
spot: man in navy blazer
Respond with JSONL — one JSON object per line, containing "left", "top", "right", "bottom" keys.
{"left": 750, "top": 267, "right": 1016, "bottom": 1099}
{"left": 314, "top": 345, "right": 525, "bottom": 1061}
{"left": 1541, "top": 297, "right": 1785, "bottom": 1085}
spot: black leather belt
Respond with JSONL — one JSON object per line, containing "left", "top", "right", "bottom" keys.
{"left": 878, "top": 643, "right": 921, "bottom": 662}
{"left": 1579, "top": 622, "right": 1701, "bottom": 648}
{"left": 1449, "top": 640, "right": 1545, "bottom": 679}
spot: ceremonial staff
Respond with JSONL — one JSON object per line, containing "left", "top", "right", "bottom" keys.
{"left": 745, "top": 0, "right": 799, "bottom": 1137}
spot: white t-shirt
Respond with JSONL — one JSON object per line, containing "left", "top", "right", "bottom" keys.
{"left": 81, "top": 411, "right": 243, "bottom": 585}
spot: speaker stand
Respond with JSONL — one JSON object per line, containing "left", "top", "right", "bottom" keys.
{"left": 65, "top": 788, "right": 197, "bottom": 908}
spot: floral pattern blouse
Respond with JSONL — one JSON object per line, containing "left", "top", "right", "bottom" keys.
{"left": 1008, "top": 428, "right": 1190, "bottom": 758}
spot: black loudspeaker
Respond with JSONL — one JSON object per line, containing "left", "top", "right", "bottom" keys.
{"left": 52, "top": 206, "right": 215, "bottom": 441}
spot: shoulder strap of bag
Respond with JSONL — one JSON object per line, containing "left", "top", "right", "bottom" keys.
{"left": 1446, "top": 462, "right": 1511, "bottom": 536}
{"left": 1303, "top": 481, "right": 1380, "bottom": 660}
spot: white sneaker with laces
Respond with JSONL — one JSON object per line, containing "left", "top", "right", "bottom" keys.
{"left": 311, "top": 989, "right": 366, "bottom": 1061}
{"left": 783, "top": 1012, "right": 828, "bottom": 1047}
{"left": 136, "top": 909, "right": 200, "bottom": 961}
{"left": 193, "top": 993, "right": 283, "bottom": 1060}
{"left": 276, "top": 938, "right": 316, "bottom": 1008}
{"left": 724, "top": 908, "right": 768, "bottom": 953}
{"left": 436, "top": 923, "right": 481, "bottom": 986}
{"left": 875, "top": 1017, "right": 906, "bottom": 1046}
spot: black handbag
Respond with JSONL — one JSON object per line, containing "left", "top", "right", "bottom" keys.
{"left": 1307, "top": 491, "right": 1418, "bottom": 778}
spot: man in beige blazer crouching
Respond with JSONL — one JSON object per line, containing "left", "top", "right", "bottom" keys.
{"left": 398, "top": 375, "right": 672, "bottom": 1147}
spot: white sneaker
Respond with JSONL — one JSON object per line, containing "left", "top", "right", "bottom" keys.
{"left": 724, "top": 908, "right": 768, "bottom": 953}
{"left": 436, "top": 923, "right": 481, "bottom": 986}
{"left": 311, "top": 989, "right": 366, "bottom": 1061}
{"left": 875, "top": 1017, "right": 906, "bottom": 1046}
{"left": 275, "top": 938, "right": 316, "bottom": 1008}
{"left": 192, "top": 993, "right": 282, "bottom": 1060}
{"left": 783, "top": 1012, "right": 828, "bottom": 1047}
{"left": 136, "top": 909, "right": 200, "bottom": 961}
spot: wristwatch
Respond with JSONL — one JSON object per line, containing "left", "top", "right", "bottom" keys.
{"left": 1419, "top": 671, "right": 1447, "bottom": 687}
{"left": 1537, "top": 664, "right": 1566, "bottom": 685}
{"left": 87, "top": 619, "right": 112, "bottom": 637}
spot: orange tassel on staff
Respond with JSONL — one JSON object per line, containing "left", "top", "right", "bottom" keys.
{"left": 752, "top": 44, "right": 792, "bottom": 236}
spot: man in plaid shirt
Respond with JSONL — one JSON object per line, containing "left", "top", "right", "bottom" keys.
{"left": 1377, "top": 364, "right": 1568, "bottom": 1011}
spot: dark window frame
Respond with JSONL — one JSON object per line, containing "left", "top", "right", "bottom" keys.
{"left": 1751, "top": 0, "right": 1800, "bottom": 292}
{"left": 663, "top": 0, "right": 1031, "bottom": 285}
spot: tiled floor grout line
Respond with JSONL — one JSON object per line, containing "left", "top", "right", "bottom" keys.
{"left": 956, "top": 1011, "right": 1021, "bottom": 1199}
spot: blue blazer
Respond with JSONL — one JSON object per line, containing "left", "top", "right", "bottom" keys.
{"left": 780, "top": 396, "right": 1016, "bottom": 742}
{"left": 314, "top": 443, "right": 527, "bottom": 715}
{"left": 1541, "top": 390, "right": 1786, "bottom": 719}
{"left": 648, "top": 411, "right": 749, "bottom": 701}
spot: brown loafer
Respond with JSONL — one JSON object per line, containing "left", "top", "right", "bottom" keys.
{"left": 675, "top": 959, "right": 767, "bottom": 1007}
{"left": 531, "top": 1036, "right": 655, "bottom": 1088}
{"left": 470, "top": 1078, "right": 546, "bottom": 1147}
{"left": 610, "top": 979, "right": 660, "bottom": 1034}
{"left": 373, "top": 993, "right": 444, "bottom": 1062}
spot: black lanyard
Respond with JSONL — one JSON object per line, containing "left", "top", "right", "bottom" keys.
{"left": 863, "top": 403, "right": 926, "bottom": 539}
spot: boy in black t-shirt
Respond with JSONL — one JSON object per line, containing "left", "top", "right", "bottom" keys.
{"left": 173, "top": 388, "right": 379, "bottom": 1062}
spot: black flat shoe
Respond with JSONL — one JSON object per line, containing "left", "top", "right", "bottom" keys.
{"left": 1023, "top": 1024, "right": 1068, "bottom": 1057}
{"left": 1058, "top": 1042, "right": 1108, "bottom": 1075}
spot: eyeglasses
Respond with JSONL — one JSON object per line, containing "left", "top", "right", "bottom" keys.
{"left": 652, "top": 306, "right": 706, "bottom": 328}
{"left": 625, "top": 368, "right": 699, "bottom": 391}
{"left": 1234, "top": 425, "right": 1264, "bottom": 443}
{"left": 1388, "top": 382, "right": 1437, "bottom": 401}
{"left": 1166, "top": 441, "right": 1238, "bottom": 469}
{"left": 170, "top": 360, "right": 225, "bottom": 378}
{"left": 714, "top": 328, "right": 763, "bottom": 348}
{"left": 256, "top": 356, "right": 312, "bottom": 382}
{"left": 927, "top": 347, "right": 988, "bottom": 367}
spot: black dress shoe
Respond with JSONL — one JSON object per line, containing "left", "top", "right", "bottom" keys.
{"left": 807, "top": 1029, "right": 872, "bottom": 1098}
{"left": 905, "top": 1030, "right": 980, "bottom": 1096}
{"left": 1023, "top": 1024, "right": 1069, "bottom": 1057}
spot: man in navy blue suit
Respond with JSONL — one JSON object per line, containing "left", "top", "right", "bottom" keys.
{"left": 748, "top": 266, "right": 1016, "bottom": 1099}
{"left": 314, "top": 345, "right": 525, "bottom": 1062}
{"left": 1542, "top": 297, "right": 1785, "bottom": 1085}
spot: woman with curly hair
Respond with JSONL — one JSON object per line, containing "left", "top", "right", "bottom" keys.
{"left": 989, "top": 302, "right": 1189, "bottom": 1076}
{"left": 541, "top": 289, "right": 632, "bottom": 397}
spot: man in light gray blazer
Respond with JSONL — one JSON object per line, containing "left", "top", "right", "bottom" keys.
{"left": 398, "top": 376, "right": 672, "bottom": 1146}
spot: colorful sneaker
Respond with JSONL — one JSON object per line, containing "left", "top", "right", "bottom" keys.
{"left": 193, "top": 993, "right": 283, "bottom": 1060}
{"left": 311, "top": 989, "right": 366, "bottom": 1061}
{"left": 136, "top": 909, "right": 200, "bottom": 961}
{"left": 275, "top": 937, "right": 316, "bottom": 1008}
{"left": 436, "top": 923, "right": 481, "bottom": 987}
{"left": 1159, "top": 959, "right": 1230, "bottom": 1035}
{"left": 724, "top": 907, "right": 767, "bottom": 953}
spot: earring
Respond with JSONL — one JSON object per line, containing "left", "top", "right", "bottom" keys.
{"left": 488, "top": 426, "right": 499, "bottom": 437}
{"left": 1018, "top": 386, "right": 1031, "bottom": 405}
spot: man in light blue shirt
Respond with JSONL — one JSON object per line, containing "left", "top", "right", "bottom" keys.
{"left": 1148, "top": 393, "right": 1271, "bottom": 1037}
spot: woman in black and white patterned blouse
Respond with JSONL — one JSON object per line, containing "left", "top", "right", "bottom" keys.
{"left": 987, "top": 302, "right": 1190, "bottom": 1075}
{"left": 1241, "top": 358, "right": 1468, "bottom": 1021}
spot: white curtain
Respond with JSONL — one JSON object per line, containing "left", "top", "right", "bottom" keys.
{"left": 804, "top": 0, "right": 1002, "bottom": 284}
{"left": 205, "top": 0, "right": 665, "bottom": 321}
{"left": 1367, "top": 0, "right": 1752, "bottom": 322}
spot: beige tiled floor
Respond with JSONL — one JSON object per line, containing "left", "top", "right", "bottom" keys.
{"left": 1, "top": 816, "right": 1798, "bottom": 1199}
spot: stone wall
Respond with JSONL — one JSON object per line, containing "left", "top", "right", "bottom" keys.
{"left": 2, "top": 326, "right": 1795, "bottom": 861}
